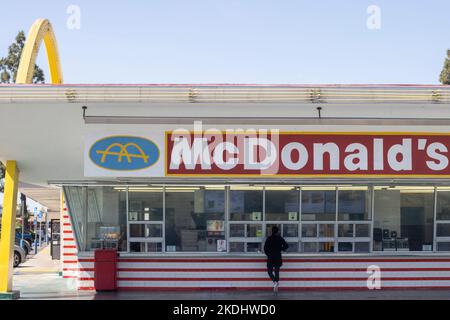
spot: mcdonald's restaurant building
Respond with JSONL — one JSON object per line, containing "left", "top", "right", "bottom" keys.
{"left": 3, "top": 84, "right": 450, "bottom": 291}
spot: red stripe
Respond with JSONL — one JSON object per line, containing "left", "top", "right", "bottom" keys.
{"left": 117, "top": 267, "right": 450, "bottom": 273}
{"left": 79, "top": 277, "right": 94, "bottom": 281}
{"left": 65, "top": 267, "right": 450, "bottom": 273}
{"left": 63, "top": 231, "right": 72, "bottom": 234}
{"left": 63, "top": 268, "right": 94, "bottom": 271}
{"left": 6, "top": 83, "right": 447, "bottom": 88}
{"left": 63, "top": 238, "right": 75, "bottom": 241}
{"left": 118, "top": 258, "right": 450, "bottom": 263}
{"left": 63, "top": 276, "right": 77, "bottom": 279}
{"left": 78, "top": 287, "right": 95, "bottom": 291}
{"left": 116, "top": 277, "right": 450, "bottom": 282}
{"left": 63, "top": 253, "right": 76, "bottom": 256}
{"left": 80, "top": 257, "right": 450, "bottom": 264}
{"left": 63, "top": 245, "right": 77, "bottom": 249}
{"left": 115, "top": 286, "right": 450, "bottom": 292}
{"left": 63, "top": 260, "right": 78, "bottom": 264}
{"left": 63, "top": 215, "right": 69, "bottom": 218}
{"left": 63, "top": 223, "right": 71, "bottom": 226}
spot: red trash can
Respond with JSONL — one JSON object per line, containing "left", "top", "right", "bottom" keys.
{"left": 94, "top": 249, "right": 118, "bottom": 291}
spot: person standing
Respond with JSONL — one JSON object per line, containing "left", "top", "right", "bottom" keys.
{"left": 264, "top": 226, "right": 289, "bottom": 292}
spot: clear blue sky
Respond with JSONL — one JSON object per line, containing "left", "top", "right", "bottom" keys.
{"left": 1, "top": 0, "right": 449, "bottom": 84}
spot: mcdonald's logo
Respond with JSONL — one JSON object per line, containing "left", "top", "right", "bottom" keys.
{"left": 89, "top": 136, "right": 159, "bottom": 171}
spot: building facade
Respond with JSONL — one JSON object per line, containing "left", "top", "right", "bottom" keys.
{"left": 3, "top": 84, "right": 450, "bottom": 290}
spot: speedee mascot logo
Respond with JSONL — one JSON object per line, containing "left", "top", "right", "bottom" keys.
{"left": 89, "top": 136, "right": 159, "bottom": 171}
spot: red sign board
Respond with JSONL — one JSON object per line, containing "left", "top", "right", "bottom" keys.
{"left": 165, "top": 132, "right": 450, "bottom": 177}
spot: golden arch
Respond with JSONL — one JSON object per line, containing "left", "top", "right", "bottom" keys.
{"left": 96, "top": 143, "right": 150, "bottom": 163}
{"left": 16, "top": 19, "right": 63, "bottom": 84}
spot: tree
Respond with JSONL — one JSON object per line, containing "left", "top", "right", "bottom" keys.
{"left": 0, "top": 31, "right": 45, "bottom": 84}
{"left": 440, "top": 49, "right": 450, "bottom": 85}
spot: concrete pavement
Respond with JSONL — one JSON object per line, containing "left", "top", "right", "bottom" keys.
{"left": 14, "top": 245, "right": 60, "bottom": 275}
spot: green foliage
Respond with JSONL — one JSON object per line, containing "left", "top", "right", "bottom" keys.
{"left": 0, "top": 30, "right": 45, "bottom": 84}
{"left": 440, "top": 50, "right": 450, "bottom": 85}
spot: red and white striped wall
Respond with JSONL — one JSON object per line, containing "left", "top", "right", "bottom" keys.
{"left": 61, "top": 196, "right": 79, "bottom": 280}
{"left": 74, "top": 256, "right": 450, "bottom": 291}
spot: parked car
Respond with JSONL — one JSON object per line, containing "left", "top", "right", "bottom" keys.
{"left": 15, "top": 230, "right": 34, "bottom": 246}
{"left": 16, "top": 239, "right": 31, "bottom": 256}
{"left": 14, "top": 245, "right": 26, "bottom": 267}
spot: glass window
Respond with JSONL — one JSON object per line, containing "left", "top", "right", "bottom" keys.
{"left": 247, "top": 224, "right": 263, "bottom": 238}
{"left": 230, "top": 224, "right": 245, "bottom": 237}
{"left": 301, "top": 187, "right": 336, "bottom": 221}
{"left": 130, "top": 242, "right": 162, "bottom": 253}
{"left": 319, "top": 224, "right": 335, "bottom": 238}
{"left": 373, "top": 187, "right": 434, "bottom": 252}
{"left": 229, "top": 242, "right": 245, "bottom": 252}
{"left": 230, "top": 186, "right": 263, "bottom": 221}
{"left": 437, "top": 224, "right": 450, "bottom": 237}
{"left": 355, "top": 224, "right": 370, "bottom": 237}
{"left": 130, "top": 224, "right": 146, "bottom": 238}
{"left": 338, "top": 242, "right": 353, "bottom": 252}
{"left": 147, "top": 243, "right": 162, "bottom": 252}
{"left": 437, "top": 242, "right": 450, "bottom": 251}
{"left": 283, "top": 224, "right": 299, "bottom": 238}
{"left": 302, "top": 241, "right": 334, "bottom": 253}
{"left": 436, "top": 189, "right": 450, "bottom": 220}
{"left": 301, "top": 242, "right": 317, "bottom": 253}
{"left": 247, "top": 242, "right": 262, "bottom": 253}
{"left": 128, "top": 188, "right": 163, "bottom": 221}
{"left": 165, "top": 186, "right": 225, "bottom": 252}
{"left": 286, "top": 242, "right": 299, "bottom": 253}
{"left": 63, "top": 186, "right": 127, "bottom": 251}
{"left": 354, "top": 242, "right": 370, "bottom": 253}
{"left": 302, "top": 224, "right": 317, "bottom": 237}
{"left": 129, "top": 224, "right": 162, "bottom": 239}
{"left": 319, "top": 242, "right": 334, "bottom": 252}
{"left": 338, "top": 187, "right": 370, "bottom": 221}
{"left": 265, "top": 187, "right": 299, "bottom": 221}
{"left": 130, "top": 242, "right": 146, "bottom": 253}
{"left": 146, "top": 224, "right": 162, "bottom": 238}
{"left": 338, "top": 224, "right": 353, "bottom": 237}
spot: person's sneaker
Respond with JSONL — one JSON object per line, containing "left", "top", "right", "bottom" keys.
{"left": 273, "top": 282, "right": 279, "bottom": 292}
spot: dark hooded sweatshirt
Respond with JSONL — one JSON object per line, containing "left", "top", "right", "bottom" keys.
{"left": 264, "top": 234, "right": 289, "bottom": 266}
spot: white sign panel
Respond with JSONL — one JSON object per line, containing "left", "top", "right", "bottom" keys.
{"left": 84, "top": 131, "right": 165, "bottom": 177}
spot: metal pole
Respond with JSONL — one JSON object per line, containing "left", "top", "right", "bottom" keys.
{"left": 34, "top": 214, "right": 38, "bottom": 253}
{"left": 38, "top": 220, "right": 42, "bottom": 249}
{"left": 20, "top": 194, "right": 25, "bottom": 245}
{"left": 45, "top": 211, "right": 48, "bottom": 246}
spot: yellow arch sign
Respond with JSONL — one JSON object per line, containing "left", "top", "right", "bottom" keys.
{"left": 96, "top": 143, "right": 150, "bottom": 163}
{"left": 16, "top": 19, "right": 63, "bottom": 84}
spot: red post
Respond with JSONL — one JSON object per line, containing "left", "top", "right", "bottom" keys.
{"left": 94, "top": 249, "right": 117, "bottom": 291}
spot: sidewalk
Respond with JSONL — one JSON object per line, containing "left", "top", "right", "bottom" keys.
{"left": 12, "top": 245, "right": 93, "bottom": 300}
{"left": 14, "top": 245, "right": 60, "bottom": 275}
